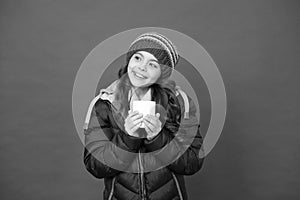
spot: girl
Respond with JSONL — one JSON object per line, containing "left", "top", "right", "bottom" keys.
{"left": 84, "top": 32, "right": 204, "bottom": 200}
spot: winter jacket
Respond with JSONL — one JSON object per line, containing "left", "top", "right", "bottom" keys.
{"left": 83, "top": 80, "right": 204, "bottom": 200}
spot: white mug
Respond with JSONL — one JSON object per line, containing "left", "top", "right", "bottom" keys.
{"left": 132, "top": 100, "right": 156, "bottom": 128}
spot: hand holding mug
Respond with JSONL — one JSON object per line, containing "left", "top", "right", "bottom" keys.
{"left": 124, "top": 110, "right": 143, "bottom": 138}
{"left": 143, "top": 113, "right": 162, "bottom": 140}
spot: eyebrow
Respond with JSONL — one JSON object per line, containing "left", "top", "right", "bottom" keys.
{"left": 135, "top": 52, "right": 159, "bottom": 63}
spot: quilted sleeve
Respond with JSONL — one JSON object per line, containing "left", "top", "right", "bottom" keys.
{"left": 144, "top": 94, "right": 204, "bottom": 175}
{"left": 83, "top": 99, "right": 143, "bottom": 179}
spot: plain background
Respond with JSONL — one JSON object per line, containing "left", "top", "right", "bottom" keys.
{"left": 1, "top": 0, "right": 299, "bottom": 200}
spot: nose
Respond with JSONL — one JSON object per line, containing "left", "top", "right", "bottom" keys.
{"left": 138, "top": 61, "right": 147, "bottom": 71}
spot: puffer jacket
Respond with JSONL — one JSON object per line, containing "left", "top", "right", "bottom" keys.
{"left": 83, "top": 80, "right": 204, "bottom": 200}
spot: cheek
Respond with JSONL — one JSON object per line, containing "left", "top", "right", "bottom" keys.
{"left": 150, "top": 70, "right": 161, "bottom": 81}
{"left": 127, "top": 62, "right": 136, "bottom": 71}
{"left": 127, "top": 63, "right": 134, "bottom": 72}
{"left": 155, "top": 69, "right": 162, "bottom": 79}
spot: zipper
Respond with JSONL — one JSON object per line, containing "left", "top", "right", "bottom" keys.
{"left": 108, "top": 177, "right": 116, "bottom": 200}
{"left": 138, "top": 150, "right": 146, "bottom": 200}
{"left": 171, "top": 173, "right": 183, "bottom": 200}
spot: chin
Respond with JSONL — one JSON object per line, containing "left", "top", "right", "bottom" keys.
{"left": 131, "top": 81, "right": 147, "bottom": 88}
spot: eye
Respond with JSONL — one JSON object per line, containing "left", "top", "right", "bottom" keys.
{"left": 134, "top": 55, "right": 141, "bottom": 61}
{"left": 149, "top": 63, "right": 159, "bottom": 68}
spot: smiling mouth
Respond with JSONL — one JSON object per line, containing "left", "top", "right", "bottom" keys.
{"left": 133, "top": 71, "right": 147, "bottom": 79}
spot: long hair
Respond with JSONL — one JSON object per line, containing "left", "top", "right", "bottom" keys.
{"left": 113, "top": 64, "right": 181, "bottom": 135}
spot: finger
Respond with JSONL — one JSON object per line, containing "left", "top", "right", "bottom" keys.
{"left": 143, "top": 115, "right": 154, "bottom": 123}
{"left": 131, "top": 121, "right": 143, "bottom": 132}
{"left": 145, "top": 114, "right": 160, "bottom": 122}
{"left": 144, "top": 124, "right": 153, "bottom": 135}
{"left": 143, "top": 119, "right": 155, "bottom": 132}
{"left": 128, "top": 118, "right": 143, "bottom": 130}
{"left": 130, "top": 117, "right": 143, "bottom": 127}
{"left": 144, "top": 115, "right": 161, "bottom": 127}
{"left": 130, "top": 113, "right": 143, "bottom": 121}
{"left": 128, "top": 110, "right": 139, "bottom": 118}
{"left": 127, "top": 110, "right": 134, "bottom": 117}
{"left": 126, "top": 112, "right": 141, "bottom": 122}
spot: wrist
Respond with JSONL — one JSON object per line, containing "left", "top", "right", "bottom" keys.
{"left": 127, "top": 132, "right": 139, "bottom": 138}
{"left": 147, "top": 136, "right": 155, "bottom": 141}
{"left": 146, "top": 132, "right": 159, "bottom": 141}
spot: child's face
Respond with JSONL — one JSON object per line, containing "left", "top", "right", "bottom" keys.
{"left": 127, "top": 51, "right": 161, "bottom": 88}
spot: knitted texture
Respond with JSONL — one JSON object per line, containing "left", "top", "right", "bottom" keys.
{"left": 126, "top": 32, "right": 179, "bottom": 70}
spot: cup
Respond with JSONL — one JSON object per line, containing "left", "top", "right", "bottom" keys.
{"left": 132, "top": 100, "right": 156, "bottom": 128}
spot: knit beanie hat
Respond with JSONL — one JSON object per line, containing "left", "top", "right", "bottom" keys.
{"left": 126, "top": 32, "right": 179, "bottom": 81}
